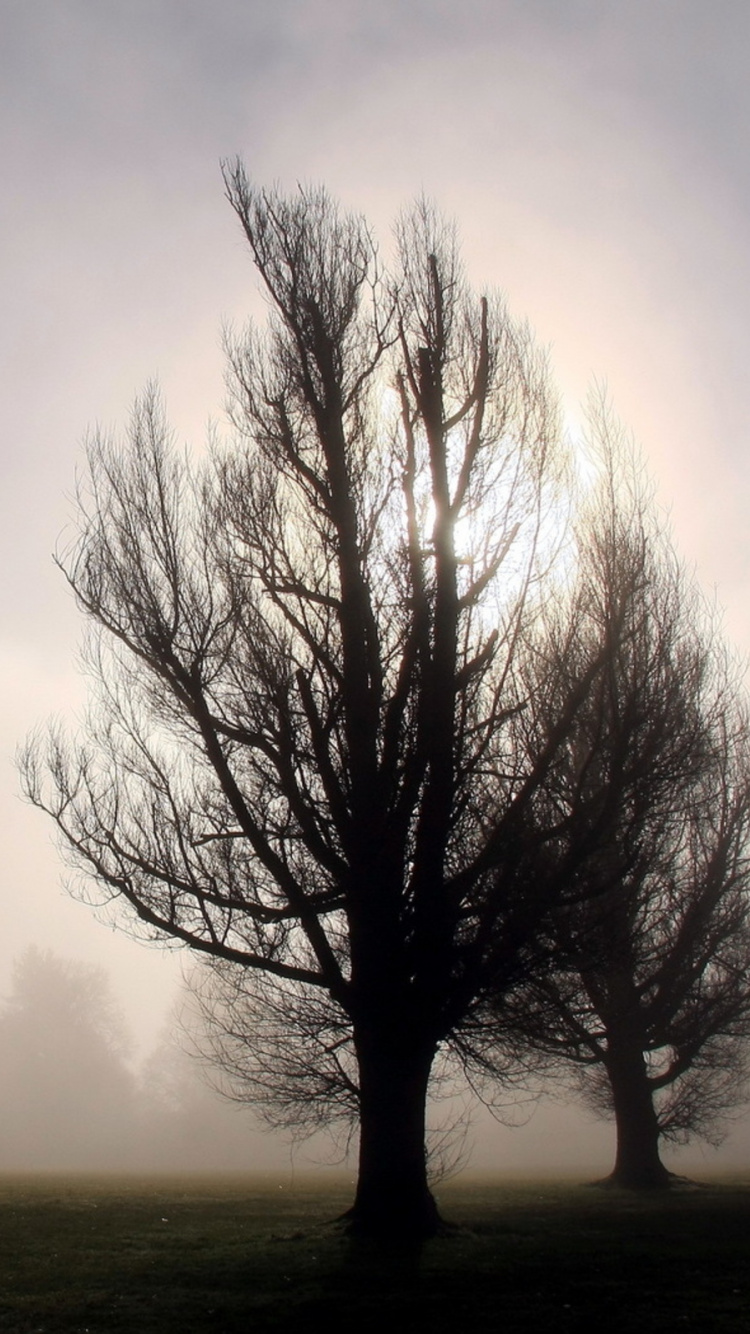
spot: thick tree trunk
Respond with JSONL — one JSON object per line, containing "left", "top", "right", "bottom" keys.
{"left": 604, "top": 1038, "right": 671, "bottom": 1189}
{"left": 347, "top": 1035, "right": 442, "bottom": 1242}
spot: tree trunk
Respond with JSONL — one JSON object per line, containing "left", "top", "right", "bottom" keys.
{"left": 347, "top": 1034, "right": 442, "bottom": 1242}
{"left": 604, "top": 1037, "right": 671, "bottom": 1189}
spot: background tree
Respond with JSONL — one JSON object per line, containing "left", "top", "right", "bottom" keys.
{"left": 134, "top": 1022, "right": 296, "bottom": 1172}
{"left": 472, "top": 420, "right": 750, "bottom": 1188}
{"left": 23, "top": 166, "right": 612, "bottom": 1241}
{"left": 0, "top": 948, "right": 296, "bottom": 1172}
{"left": 0, "top": 949, "right": 139, "bottom": 1168}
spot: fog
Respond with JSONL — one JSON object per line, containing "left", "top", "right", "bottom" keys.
{"left": 2, "top": 1, "right": 750, "bottom": 1176}
{"left": 0, "top": 949, "right": 745, "bottom": 1181}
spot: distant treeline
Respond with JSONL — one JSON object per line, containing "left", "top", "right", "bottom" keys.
{"left": 0, "top": 948, "right": 288, "bottom": 1172}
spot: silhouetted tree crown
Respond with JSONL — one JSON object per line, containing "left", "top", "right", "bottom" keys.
{"left": 468, "top": 419, "right": 750, "bottom": 1187}
{"left": 26, "top": 165, "right": 736, "bottom": 1235}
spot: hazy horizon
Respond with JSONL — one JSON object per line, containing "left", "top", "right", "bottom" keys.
{"left": 0, "top": 944, "right": 747, "bottom": 1180}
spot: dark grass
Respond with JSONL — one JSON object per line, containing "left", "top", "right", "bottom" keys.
{"left": 0, "top": 1172, "right": 748, "bottom": 1333}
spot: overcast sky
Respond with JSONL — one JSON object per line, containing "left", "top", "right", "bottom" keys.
{"left": 2, "top": 0, "right": 750, "bottom": 1168}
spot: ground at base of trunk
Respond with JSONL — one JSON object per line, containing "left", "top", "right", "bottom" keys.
{"left": 336, "top": 1202, "right": 457, "bottom": 1247}
{"left": 591, "top": 1170, "right": 707, "bottom": 1192}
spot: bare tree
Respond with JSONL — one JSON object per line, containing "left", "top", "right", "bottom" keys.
{"left": 473, "top": 416, "right": 750, "bottom": 1188}
{"left": 184, "top": 959, "right": 359, "bottom": 1138}
{"left": 23, "top": 167, "right": 613, "bottom": 1240}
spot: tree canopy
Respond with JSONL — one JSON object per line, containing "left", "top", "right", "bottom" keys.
{"left": 23, "top": 166, "right": 750, "bottom": 1237}
{"left": 472, "top": 422, "right": 750, "bottom": 1185}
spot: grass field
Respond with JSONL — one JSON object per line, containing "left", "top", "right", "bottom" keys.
{"left": 0, "top": 1172, "right": 748, "bottom": 1332}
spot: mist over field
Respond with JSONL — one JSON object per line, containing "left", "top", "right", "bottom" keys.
{"left": 0, "top": 948, "right": 746, "bottom": 1180}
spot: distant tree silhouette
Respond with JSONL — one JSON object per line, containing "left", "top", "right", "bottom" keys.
{"left": 470, "top": 418, "right": 750, "bottom": 1188}
{"left": 134, "top": 1025, "right": 296, "bottom": 1172}
{"left": 0, "top": 949, "right": 138, "bottom": 1168}
{"left": 22, "top": 166, "right": 620, "bottom": 1241}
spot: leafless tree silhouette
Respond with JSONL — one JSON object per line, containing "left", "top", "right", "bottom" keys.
{"left": 470, "top": 414, "right": 750, "bottom": 1187}
{"left": 23, "top": 169, "right": 642, "bottom": 1238}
